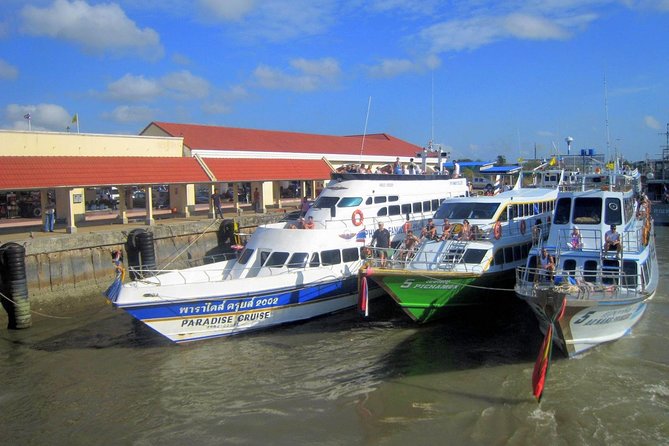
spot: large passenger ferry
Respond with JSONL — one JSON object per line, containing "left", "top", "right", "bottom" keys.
{"left": 515, "top": 167, "right": 657, "bottom": 357}
{"left": 360, "top": 170, "right": 560, "bottom": 323}
{"left": 105, "top": 172, "right": 468, "bottom": 342}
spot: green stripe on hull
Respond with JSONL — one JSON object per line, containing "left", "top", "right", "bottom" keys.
{"left": 372, "top": 270, "right": 516, "bottom": 323}
{"left": 378, "top": 275, "right": 477, "bottom": 323}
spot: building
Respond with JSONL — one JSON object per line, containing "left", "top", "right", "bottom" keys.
{"left": 0, "top": 123, "right": 436, "bottom": 232}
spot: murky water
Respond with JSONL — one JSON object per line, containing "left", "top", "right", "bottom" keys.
{"left": 1, "top": 230, "right": 668, "bottom": 446}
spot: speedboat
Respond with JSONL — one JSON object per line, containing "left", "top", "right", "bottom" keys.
{"left": 360, "top": 170, "right": 560, "bottom": 323}
{"left": 515, "top": 167, "right": 658, "bottom": 357}
{"left": 104, "top": 172, "right": 468, "bottom": 342}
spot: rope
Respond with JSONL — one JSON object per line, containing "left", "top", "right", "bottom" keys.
{"left": 0, "top": 290, "right": 73, "bottom": 319}
{"left": 156, "top": 217, "right": 221, "bottom": 272}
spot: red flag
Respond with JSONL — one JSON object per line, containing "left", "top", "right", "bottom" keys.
{"left": 532, "top": 324, "right": 553, "bottom": 402}
{"left": 358, "top": 276, "right": 369, "bottom": 317}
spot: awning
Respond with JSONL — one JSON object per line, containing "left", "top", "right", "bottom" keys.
{"left": 201, "top": 158, "right": 334, "bottom": 182}
{"left": 0, "top": 156, "right": 212, "bottom": 190}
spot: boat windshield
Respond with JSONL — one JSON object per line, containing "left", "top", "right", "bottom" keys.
{"left": 312, "top": 196, "right": 339, "bottom": 209}
{"left": 434, "top": 202, "right": 501, "bottom": 220}
{"left": 337, "top": 197, "right": 363, "bottom": 207}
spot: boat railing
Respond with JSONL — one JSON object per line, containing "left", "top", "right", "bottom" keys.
{"left": 363, "top": 242, "right": 485, "bottom": 273}
{"left": 558, "top": 174, "right": 634, "bottom": 193}
{"left": 554, "top": 225, "right": 646, "bottom": 254}
{"left": 515, "top": 265, "right": 646, "bottom": 301}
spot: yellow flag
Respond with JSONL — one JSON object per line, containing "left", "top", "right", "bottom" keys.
{"left": 549, "top": 157, "right": 557, "bottom": 166}
{"left": 72, "top": 113, "right": 78, "bottom": 124}
{"left": 606, "top": 162, "right": 615, "bottom": 170}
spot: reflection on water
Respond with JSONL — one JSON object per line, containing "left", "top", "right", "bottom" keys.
{"left": 0, "top": 228, "right": 668, "bottom": 445}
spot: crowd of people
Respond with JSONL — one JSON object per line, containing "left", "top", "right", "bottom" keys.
{"left": 337, "top": 158, "right": 461, "bottom": 177}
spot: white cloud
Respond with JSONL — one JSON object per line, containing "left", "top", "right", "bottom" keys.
{"left": 161, "top": 70, "right": 210, "bottom": 99}
{"left": 105, "top": 71, "right": 210, "bottom": 102}
{"left": 366, "top": 54, "right": 441, "bottom": 78}
{"left": 106, "top": 74, "right": 162, "bottom": 102}
{"left": 253, "top": 57, "right": 341, "bottom": 91}
{"left": 106, "top": 105, "right": 156, "bottom": 123}
{"left": 4, "top": 103, "right": 72, "bottom": 131}
{"left": 644, "top": 115, "right": 661, "bottom": 130}
{"left": 503, "top": 13, "right": 570, "bottom": 39}
{"left": 0, "top": 59, "right": 19, "bottom": 80}
{"left": 197, "top": 0, "right": 256, "bottom": 21}
{"left": 20, "top": 0, "right": 163, "bottom": 60}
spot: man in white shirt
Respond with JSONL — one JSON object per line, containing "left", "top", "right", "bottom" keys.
{"left": 604, "top": 224, "right": 621, "bottom": 256}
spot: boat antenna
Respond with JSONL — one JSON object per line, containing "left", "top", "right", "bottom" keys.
{"left": 359, "top": 96, "right": 372, "bottom": 162}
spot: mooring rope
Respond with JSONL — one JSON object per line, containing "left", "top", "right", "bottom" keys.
{"left": 0, "top": 290, "right": 73, "bottom": 319}
{"left": 156, "top": 217, "right": 221, "bottom": 272}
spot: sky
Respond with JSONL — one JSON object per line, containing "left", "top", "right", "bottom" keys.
{"left": 1, "top": 0, "right": 668, "bottom": 163}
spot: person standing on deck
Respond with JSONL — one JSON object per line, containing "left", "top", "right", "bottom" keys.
{"left": 371, "top": 222, "right": 391, "bottom": 267}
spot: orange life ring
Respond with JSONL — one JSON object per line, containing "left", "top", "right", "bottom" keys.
{"left": 352, "top": 209, "right": 364, "bottom": 226}
{"left": 520, "top": 220, "right": 526, "bottom": 235}
{"left": 493, "top": 221, "right": 502, "bottom": 240}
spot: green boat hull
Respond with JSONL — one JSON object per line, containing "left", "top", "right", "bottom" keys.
{"left": 370, "top": 270, "right": 514, "bottom": 323}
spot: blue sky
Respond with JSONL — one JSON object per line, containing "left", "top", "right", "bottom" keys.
{"left": 1, "top": 0, "right": 668, "bottom": 162}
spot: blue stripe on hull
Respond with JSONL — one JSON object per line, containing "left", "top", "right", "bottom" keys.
{"left": 121, "top": 276, "right": 358, "bottom": 322}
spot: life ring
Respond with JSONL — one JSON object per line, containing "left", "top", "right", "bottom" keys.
{"left": 493, "top": 221, "right": 502, "bottom": 240}
{"left": 352, "top": 209, "right": 364, "bottom": 226}
{"left": 519, "top": 220, "right": 526, "bottom": 235}
{"left": 33, "top": 207, "right": 42, "bottom": 218}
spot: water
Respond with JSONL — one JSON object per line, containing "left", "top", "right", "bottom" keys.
{"left": 1, "top": 231, "right": 668, "bottom": 446}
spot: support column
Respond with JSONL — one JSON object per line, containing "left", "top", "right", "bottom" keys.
{"left": 118, "top": 185, "right": 128, "bottom": 224}
{"left": 65, "top": 188, "right": 77, "bottom": 234}
{"left": 145, "top": 187, "right": 155, "bottom": 226}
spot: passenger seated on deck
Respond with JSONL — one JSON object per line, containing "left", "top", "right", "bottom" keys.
{"left": 424, "top": 218, "right": 437, "bottom": 240}
{"left": 439, "top": 218, "right": 453, "bottom": 240}
{"left": 569, "top": 226, "right": 583, "bottom": 250}
{"left": 459, "top": 219, "right": 473, "bottom": 241}
{"left": 604, "top": 224, "right": 621, "bottom": 255}
{"left": 303, "top": 216, "right": 315, "bottom": 229}
{"left": 401, "top": 230, "right": 420, "bottom": 262}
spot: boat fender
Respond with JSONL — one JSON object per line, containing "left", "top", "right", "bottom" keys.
{"left": 494, "top": 221, "right": 502, "bottom": 240}
{"left": 0, "top": 242, "right": 31, "bottom": 329}
{"left": 352, "top": 209, "right": 364, "bottom": 226}
{"left": 520, "top": 220, "right": 526, "bottom": 235}
{"left": 642, "top": 225, "right": 650, "bottom": 246}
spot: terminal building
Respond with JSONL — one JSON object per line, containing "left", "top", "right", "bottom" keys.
{"left": 0, "top": 123, "right": 443, "bottom": 232}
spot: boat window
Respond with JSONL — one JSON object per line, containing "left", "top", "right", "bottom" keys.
{"left": 563, "top": 259, "right": 576, "bottom": 277}
{"left": 238, "top": 248, "right": 254, "bottom": 265}
{"left": 494, "top": 249, "right": 504, "bottom": 265}
{"left": 309, "top": 252, "right": 320, "bottom": 267}
{"left": 260, "top": 251, "right": 271, "bottom": 266}
{"left": 287, "top": 252, "right": 309, "bottom": 269}
{"left": 604, "top": 198, "right": 622, "bottom": 225}
{"left": 401, "top": 203, "right": 412, "bottom": 214}
{"left": 265, "top": 252, "right": 289, "bottom": 268}
{"left": 573, "top": 197, "right": 602, "bottom": 224}
{"left": 431, "top": 199, "right": 440, "bottom": 210}
{"left": 641, "top": 261, "right": 649, "bottom": 287}
{"left": 374, "top": 196, "right": 387, "bottom": 204}
{"left": 338, "top": 197, "right": 363, "bottom": 207}
{"left": 377, "top": 207, "right": 388, "bottom": 217}
{"left": 513, "top": 245, "right": 521, "bottom": 261}
{"left": 602, "top": 259, "right": 619, "bottom": 285}
{"left": 321, "top": 249, "right": 341, "bottom": 266}
{"left": 412, "top": 202, "right": 422, "bottom": 213}
{"left": 504, "top": 247, "right": 513, "bottom": 263}
{"left": 521, "top": 243, "right": 530, "bottom": 258}
{"left": 313, "top": 196, "right": 339, "bottom": 209}
{"left": 583, "top": 260, "right": 598, "bottom": 283}
{"left": 342, "top": 247, "right": 359, "bottom": 262}
{"left": 622, "top": 261, "right": 637, "bottom": 288}
{"left": 366, "top": 197, "right": 372, "bottom": 205}
{"left": 388, "top": 205, "right": 401, "bottom": 216}
{"left": 423, "top": 200, "right": 431, "bottom": 212}
{"left": 498, "top": 206, "right": 508, "bottom": 222}
{"left": 434, "top": 202, "right": 500, "bottom": 220}
{"left": 463, "top": 249, "right": 486, "bottom": 264}
{"left": 388, "top": 195, "right": 399, "bottom": 202}
{"left": 554, "top": 198, "right": 571, "bottom": 224}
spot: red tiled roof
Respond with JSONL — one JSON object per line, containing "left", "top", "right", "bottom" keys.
{"left": 147, "top": 122, "right": 422, "bottom": 157}
{"left": 204, "top": 158, "right": 333, "bottom": 182}
{"left": 0, "top": 156, "right": 211, "bottom": 190}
